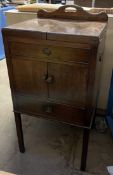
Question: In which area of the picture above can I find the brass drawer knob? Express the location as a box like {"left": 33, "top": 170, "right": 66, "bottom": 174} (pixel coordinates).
{"left": 42, "top": 48, "right": 51, "bottom": 56}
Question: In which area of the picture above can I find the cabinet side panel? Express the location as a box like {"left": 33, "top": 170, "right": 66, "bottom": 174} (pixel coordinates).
{"left": 2, "top": 33, "right": 18, "bottom": 109}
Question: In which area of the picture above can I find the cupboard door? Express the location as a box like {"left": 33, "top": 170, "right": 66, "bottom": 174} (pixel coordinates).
{"left": 12, "top": 59, "right": 48, "bottom": 99}
{"left": 48, "top": 63, "right": 88, "bottom": 107}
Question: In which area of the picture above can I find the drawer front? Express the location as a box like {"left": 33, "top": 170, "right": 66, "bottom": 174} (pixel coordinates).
{"left": 10, "top": 42, "right": 90, "bottom": 63}
{"left": 15, "top": 95, "right": 89, "bottom": 127}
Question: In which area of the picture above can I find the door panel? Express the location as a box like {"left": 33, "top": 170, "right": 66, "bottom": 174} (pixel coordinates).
{"left": 48, "top": 63, "right": 88, "bottom": 107}
{"left": 12, "top": 59, "right": 47, "bottom": 99}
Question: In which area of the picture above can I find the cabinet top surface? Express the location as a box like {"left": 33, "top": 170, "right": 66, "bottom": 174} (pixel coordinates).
{"left": 4, "top": 18, "right": 106, "bottom": 38}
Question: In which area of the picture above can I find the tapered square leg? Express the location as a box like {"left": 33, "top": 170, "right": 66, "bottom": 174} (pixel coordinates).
{"left": 14, "top": 112, "right": 25, "bottom": 153}
{"left": 80, "top": 128, "right": 90, "bottom": 171}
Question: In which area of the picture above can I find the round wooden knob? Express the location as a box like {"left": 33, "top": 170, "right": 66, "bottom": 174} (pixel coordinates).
{"left": 46, "top": 76, "right": 54, "bottom": 84}
{"left": 42, "top": 48, "right": 51, "bottom": 56}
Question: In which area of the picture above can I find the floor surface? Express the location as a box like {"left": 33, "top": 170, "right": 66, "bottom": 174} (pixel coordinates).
{"left": 0, "top": 59, "right": 113, "bottom": 175}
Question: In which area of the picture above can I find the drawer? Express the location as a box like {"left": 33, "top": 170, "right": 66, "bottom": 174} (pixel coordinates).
{"left": 10, "top": 42, "right": 90, "bottom": 63}
{"left": 15, "top": 95, "right": 89, "bottom": 127}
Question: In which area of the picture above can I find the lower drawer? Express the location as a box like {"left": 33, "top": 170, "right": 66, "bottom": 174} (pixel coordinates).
{"left": 14, "top": 95, "right": 90, "bottom": 127}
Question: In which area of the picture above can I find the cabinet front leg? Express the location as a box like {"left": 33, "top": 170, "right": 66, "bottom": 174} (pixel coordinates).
{"left": 14, "top": 112, "right": 25, "bottom": 153}
{"left": 80, "top": 128, "right": 90, "bottom": 171}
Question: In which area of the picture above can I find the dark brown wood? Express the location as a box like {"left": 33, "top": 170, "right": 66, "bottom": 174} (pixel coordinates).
{"left": 37, "top": 5, "right": 108, "bottom": 22}
{"left": 2, "top": 9, "right": 107, "bottom": 171}
{"left": 12, "top": 59, "right": 48, "bottom": 99}
{"left": 48, "top": 63, "right": 88, "bottom": 107}
{"left": 10, "top": 42, "right": 90, "bottom": 63}
{"left": 80, "top": 128, "right": 90, "bottom": 171}
{"left": 14, "top": 112, "right": 25, "bottom": 153}
{"left": 2, "top": 17, "right": 107, "bottom": 44}
{"left": 14, "top": 95, "right": 87, "bottom": 127}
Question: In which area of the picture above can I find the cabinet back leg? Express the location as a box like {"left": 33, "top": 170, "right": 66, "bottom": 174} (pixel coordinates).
{"left": 80, "top": 128, "right": 90, "bottom": 171}
{"left": 14, "top": 112, "right": 25, "bottom": 153}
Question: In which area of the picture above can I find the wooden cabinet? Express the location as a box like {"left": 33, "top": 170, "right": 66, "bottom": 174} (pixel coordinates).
{"left": 11, "top": 44, "right": 89, "bottom": 126}
{"left": 2, "top": 5, "right": 108, "bottom": 171}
